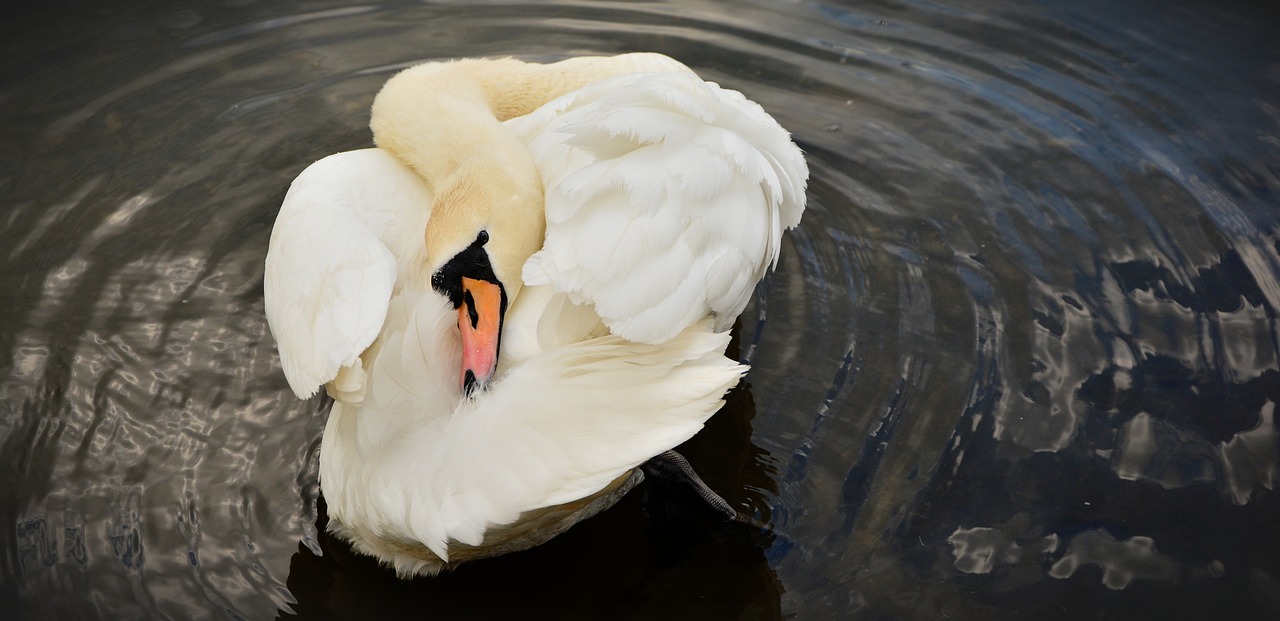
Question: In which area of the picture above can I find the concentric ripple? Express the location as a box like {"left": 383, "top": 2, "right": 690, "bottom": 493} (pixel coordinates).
{"left": 2, "top": 0, "right": 1277, "bottom": 619}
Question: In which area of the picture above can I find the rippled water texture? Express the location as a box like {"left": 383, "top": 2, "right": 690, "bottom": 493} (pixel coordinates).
{"left": 3, "top": 0, "right": 1279, "bottom": 618}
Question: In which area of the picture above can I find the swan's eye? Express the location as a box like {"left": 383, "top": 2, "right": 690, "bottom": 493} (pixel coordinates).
{"left": 477, "top": 230, "right": 489, "bottom": 245}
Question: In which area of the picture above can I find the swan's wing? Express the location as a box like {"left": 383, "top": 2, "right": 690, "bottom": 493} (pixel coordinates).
{"left": 264, "top": 148, "right": 432, "bottom": 398}
{"left": 512, "top": 72, "right": 808, "bottom": 344}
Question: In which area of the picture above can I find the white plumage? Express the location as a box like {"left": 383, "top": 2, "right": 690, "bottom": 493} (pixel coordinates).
{"left": 264, "top": 53, "right": 807, "bottom": 576}
{"left": 520, "top": 72, "right": 807, "bottom": 343}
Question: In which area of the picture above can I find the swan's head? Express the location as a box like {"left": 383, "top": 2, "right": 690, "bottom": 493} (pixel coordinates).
{"left": 425, "top": 161, "right": 544, "bottom": 397}
{"left": 371, "top": 60, "right": 547, "bottom": 397}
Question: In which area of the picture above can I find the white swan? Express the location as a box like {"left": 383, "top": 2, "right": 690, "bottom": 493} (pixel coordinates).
{"left": 264, "top": 53, "right": 807, "bottom": 576}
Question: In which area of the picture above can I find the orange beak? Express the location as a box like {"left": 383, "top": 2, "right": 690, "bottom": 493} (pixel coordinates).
{"left": 458, "top": 276, "right": 503, "bottom": 396}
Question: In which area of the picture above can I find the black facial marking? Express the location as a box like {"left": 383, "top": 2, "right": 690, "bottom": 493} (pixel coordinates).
{"left": 463, "top": 370, "right": 478, "bottom": 397}
{"left": 432, "top": 230, "right": 499, "bottom": 309}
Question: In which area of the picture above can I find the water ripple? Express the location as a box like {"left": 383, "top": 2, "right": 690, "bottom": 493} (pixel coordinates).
{"left": 2, "top": 0, "right": 1278, "bottom": 619}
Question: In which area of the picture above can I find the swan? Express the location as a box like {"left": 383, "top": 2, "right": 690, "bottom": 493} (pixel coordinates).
{"left": 264, "top": 53, "right": 807, "bottom": 576}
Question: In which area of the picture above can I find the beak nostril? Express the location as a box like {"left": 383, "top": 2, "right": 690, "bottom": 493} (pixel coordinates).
{"left": 463, "top": 289, "right": 480, "bottom": 329}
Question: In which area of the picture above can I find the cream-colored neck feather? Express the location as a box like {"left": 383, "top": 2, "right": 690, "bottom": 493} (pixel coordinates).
{"left": 369, "top": 53, "right": 692, "bottom": 296}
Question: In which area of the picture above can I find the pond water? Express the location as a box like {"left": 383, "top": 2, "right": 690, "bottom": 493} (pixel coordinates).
{"left": 3, "top": 0, "right": 1279, "bottom": 618}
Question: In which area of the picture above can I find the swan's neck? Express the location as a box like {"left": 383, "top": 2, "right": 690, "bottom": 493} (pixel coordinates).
{"left": 368, "top": 54, "right": 693, "bottom": 289}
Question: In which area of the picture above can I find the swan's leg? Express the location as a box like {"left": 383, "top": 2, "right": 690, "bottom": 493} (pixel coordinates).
{"left": 640, "top": 450, "right": 767, "bottom": 529}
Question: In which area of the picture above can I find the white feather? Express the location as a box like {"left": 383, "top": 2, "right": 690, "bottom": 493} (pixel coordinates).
{"left": 264, "top": 149, "right": 431, "bottom": 398}
{"left": 515, "top": 72, "right": 808, "bottom": 343}
{"left": 320, "top": 291, "right": 741, "bottom": 564}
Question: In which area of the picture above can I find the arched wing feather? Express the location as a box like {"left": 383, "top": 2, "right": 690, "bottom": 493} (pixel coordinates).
{"left": 515, "top": 72, "right": 808, "bottom": 344}
{"left": 264, "top": 149, "right": 432, "bottom": 398}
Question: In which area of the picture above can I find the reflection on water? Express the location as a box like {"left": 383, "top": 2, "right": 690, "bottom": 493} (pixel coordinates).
{"left": 2, "top": 0, "right": 1279, "bottom": 618}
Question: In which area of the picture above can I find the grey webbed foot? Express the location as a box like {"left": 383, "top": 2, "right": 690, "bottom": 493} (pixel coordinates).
{"left": 640, "top": 450, "right": 769, "bottom": 530}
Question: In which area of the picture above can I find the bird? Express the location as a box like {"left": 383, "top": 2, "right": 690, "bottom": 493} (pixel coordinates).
{"left": 264, "top": 52, "right": 807, "bottom": 577}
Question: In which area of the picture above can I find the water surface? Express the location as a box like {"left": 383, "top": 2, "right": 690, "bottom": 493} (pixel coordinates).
{"left": 3, "top": 0, "right": 1279, "bottom": 618}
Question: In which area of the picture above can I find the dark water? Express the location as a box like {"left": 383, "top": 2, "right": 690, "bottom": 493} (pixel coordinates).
{"left": 3, "top": 0, "right": 1279, "bottom": 618}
